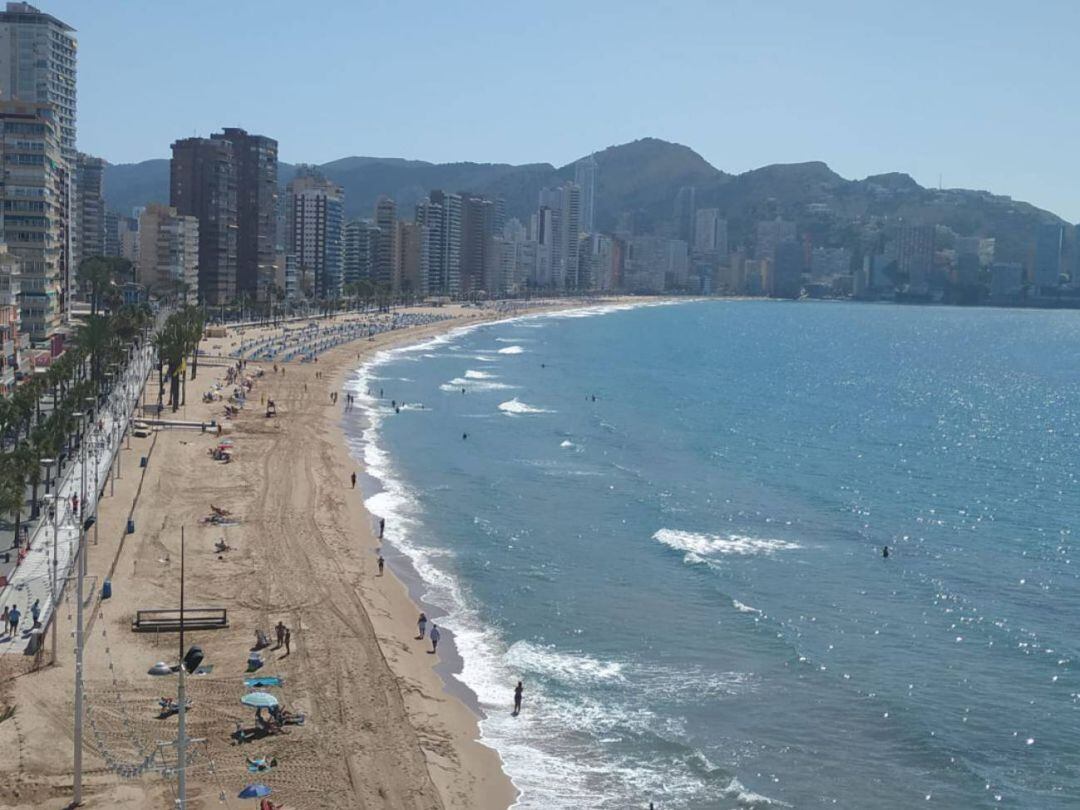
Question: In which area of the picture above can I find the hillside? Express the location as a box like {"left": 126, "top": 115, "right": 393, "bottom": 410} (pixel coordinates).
{"left": 102, "top": 138, "right": 1072, "bottom": 264}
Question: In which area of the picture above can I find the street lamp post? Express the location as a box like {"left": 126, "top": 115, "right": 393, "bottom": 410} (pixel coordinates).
{"left": 39, "top": 486, "right": 58, "bottom": 666}
{"left": 41, "top": 457, "right": 54, "bottom": 498}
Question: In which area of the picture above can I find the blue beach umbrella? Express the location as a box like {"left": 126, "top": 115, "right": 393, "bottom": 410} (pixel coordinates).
{"left": 238, "top": 783, "right": 271, "bottom": 799}
{"left": 240, "top": 691, "right": 279, "bottom": 709}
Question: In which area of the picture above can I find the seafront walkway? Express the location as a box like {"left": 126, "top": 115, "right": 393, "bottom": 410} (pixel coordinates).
{"left": 0, "top": 342, "right": 155, "bottom": 655}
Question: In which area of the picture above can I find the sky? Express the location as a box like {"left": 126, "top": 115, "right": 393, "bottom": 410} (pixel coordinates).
{"left": 48, "top": 0, "right": 1080, "bottom": 220}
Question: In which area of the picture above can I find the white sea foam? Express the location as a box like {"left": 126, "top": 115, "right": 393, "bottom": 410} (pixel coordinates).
{"left": 498, "top": 398, "right": 553, "bottom": 415}
{"left": 653, "top": 529, "right": 801, "bottom": 559}
{"left": 497, "top": 337, "right": 529, "bottom": 342}
{"left": 441, "top": 377, "right": 516, "bottom": 392}
{"left": 733, "top": 599, "right": 761, "bottom": 614}
{"left": 497, "top": 345, "right": 525, "bottom": 354}
{"left": 504, "top": 641, "right": 625, "bottom": 685}
{"left": 560, "top": 440, "right": 575, "bottom": 448}
{"left": 724, "top": 778, "right": 792, "bottom": 808}
{"left": 343, "top": 298, "right": 719, "bottom": 809}
{"left": 465, "top": 369, "right": 496, "bottom": 379}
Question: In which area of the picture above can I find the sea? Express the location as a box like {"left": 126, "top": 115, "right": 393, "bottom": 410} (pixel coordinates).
{"left": 344, "top": 300, "right": 1080, "bottom": 809}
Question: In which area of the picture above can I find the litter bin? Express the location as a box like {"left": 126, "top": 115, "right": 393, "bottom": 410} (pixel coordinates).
{"left": 126, "top": 518, "right": 135, "bottom": 534}
{"left": 26, "top": 628, "right": 42, "bottom": 656}
{"left": 102, "top": 579, "right": 112, "bottom": 599}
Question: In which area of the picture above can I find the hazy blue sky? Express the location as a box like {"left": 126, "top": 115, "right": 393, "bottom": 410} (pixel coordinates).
{"left": 50, "top": 0, "right": 1079, "bottom": 220}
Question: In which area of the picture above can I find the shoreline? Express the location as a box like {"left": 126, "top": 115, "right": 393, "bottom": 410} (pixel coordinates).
{"left": 0, "top": 298, "right": 657, "bottom": 810}
{"left": 339, "top": 296, "right": 686, "bottom": 807}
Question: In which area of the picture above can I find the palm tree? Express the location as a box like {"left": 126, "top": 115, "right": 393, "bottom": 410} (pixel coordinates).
{"left": 0, "top": 469, "right": 25, "bottom": 546}
{"left": 181, "top": 305, "right": 205, "bottom": 381}
{"left": 78, "top": 256, "right": 113, "bottom": 316}
{"left": 76, "top": 314, "right": 115, "bottom": 388}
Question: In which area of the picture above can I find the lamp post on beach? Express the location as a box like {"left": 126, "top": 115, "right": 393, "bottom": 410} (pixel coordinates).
{"left": 176, "top": 525, "right": 189, "bottom": 808}
{"left": 39, "top": 488, "right": 57, "bottom": 665}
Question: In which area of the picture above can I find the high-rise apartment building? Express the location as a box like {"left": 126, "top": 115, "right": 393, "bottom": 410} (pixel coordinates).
{"left": 285, "top": 167, "right": 344, "bottom": 299}
{"left": 574, "top": 155, "right": 598, "bottom": 234}
{"left": 170, "top": 136, "right": 237, "bottom": 304}
{"left": 416, "top": 190, "right": 461, "bottom": 296}
{"left": 771, "top": 239, "right": 804, "bottom": 298}
{"left": 693, "top": 209, "right": 727, "bottom": 256}
{"left": 0, "top": 4, "right": 75, "bottom": 335}
{"left": 756, "top": 219, "right": 797, "bottom": 262}
{"left": 537, "top": 183, "right": 582, "bottom": 289}
{"left": 674, "top": 186, "right": 696, "bottom": 245}
{"left": 170, "top": 128, "right": 277, "bottom": 304}
{"left": 1033, "top": 222, "right": 1063, "bottom": 292}
{"left": 116, "top": 213, "right": 139, "bottom": 264}
{"left": 398, "top": 220, "right": 427, "bottom": 297}
{"left": 216, "top": 128, "right": 277, "bottom": 301}
{"left": 136, "top": 203, "right": 199, "bottom": 303}
{"left": 460, "top": 193, "right": 496, "bottom": 295}
{"left": 343, "top": 219, "right": 378, "bottom": 286}
{"left": 74, "top": 151, "right": 105, "bottom": 269}
{"left": 373, "top": 196, "right": 398, "bottom": 289}
{"left": 0, "top": 101, "right": 62, "bottom": 340}
{"left": 103, "top": 210, "right": 119, "bottom": 257}
{"left": 0, "top": 3, "right": 76, "bottom": 163}
{"left": 897, "top": 224, "right": 935, "bottom": 292}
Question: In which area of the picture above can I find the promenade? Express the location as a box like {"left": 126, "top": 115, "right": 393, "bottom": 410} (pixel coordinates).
{"left": 0, "top": 342, "right": 155, "bottom": 655}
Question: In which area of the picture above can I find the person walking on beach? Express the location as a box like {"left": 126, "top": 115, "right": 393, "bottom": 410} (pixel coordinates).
{"left": 513, "top": 681, "right": 523, "bottom": 716}
{"left": 1, "top": 606, "right": 8, "bottom": 636}
{"left": 30, "top": 599, "right": 39, "bottom": 628}
{"left": 8, "top": 605, "right": 20, "bottom": 636}
{"left": 283, "top": 628, "right": 291, "bottom": 656}
{"left": 275, "top": 620, "right": 286, "bottom": 649}
{"left": 351, "top": 471, "right": 357, "bottom": 489}
{"left": 377, "top": 555, "right": 385, "bottom": 575}
{"left": 417, "top": 612, "right": 427, "bottom": 640}
{"left": 379, "top": 517, "right": 385, "bottom": 538}
{"left": 429, "top": 624, "right": 441, "bottom": 654}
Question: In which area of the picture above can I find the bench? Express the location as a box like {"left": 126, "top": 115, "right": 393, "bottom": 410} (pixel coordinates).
{"left": 132, "top": 607, "right": 229, "bottom": 633}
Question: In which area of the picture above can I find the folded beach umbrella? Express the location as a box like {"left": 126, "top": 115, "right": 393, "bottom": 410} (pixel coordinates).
{"left": 240, "top": 691, "right": 279, "bottom": 709}
{"left": 238, "top": 783, "right": 271, "bottom": 799}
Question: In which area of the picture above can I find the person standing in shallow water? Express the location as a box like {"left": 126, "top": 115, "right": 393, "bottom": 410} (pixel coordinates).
{"left": 379, "top": 517, "right": 385, "bottom": 538}
{"left": 513, "top": 681, "right": 523, "bottom": 716}
{"left": 883, "top": 545, "right": 889, "bottom": 558}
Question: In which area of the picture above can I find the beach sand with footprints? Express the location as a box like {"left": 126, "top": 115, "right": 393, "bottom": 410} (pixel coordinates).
{"left": 0, "top": 302, "right": 603, "bottom": 809}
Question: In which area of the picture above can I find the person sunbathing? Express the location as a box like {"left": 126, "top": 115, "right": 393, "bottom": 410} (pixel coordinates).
{"left": 246, "top": 755, "right": 278, "bottom": 772}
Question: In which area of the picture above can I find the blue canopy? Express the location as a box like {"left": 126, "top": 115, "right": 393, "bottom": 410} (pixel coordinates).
{"left": 238, "top": 783, "right": 272, "bottom": 799}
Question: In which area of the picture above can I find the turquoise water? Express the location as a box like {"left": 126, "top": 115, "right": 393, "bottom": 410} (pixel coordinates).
{"left": 347, "top": 301, "right": 1080, "bottom": 808}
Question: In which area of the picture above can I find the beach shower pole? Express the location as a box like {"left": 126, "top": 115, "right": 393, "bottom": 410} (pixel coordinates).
{"left": 177, "top": 526, "right": 187, "bottom": 808}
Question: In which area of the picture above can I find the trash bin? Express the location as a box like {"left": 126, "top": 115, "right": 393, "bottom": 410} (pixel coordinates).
{"left": 26, "top": 628, "right": 42, "bottom": 656}
{"left": 102, "top": 579, "right": 112, "bottom": 599}
{"left": 126, "top": 518, "right": 135, "bottom": 534}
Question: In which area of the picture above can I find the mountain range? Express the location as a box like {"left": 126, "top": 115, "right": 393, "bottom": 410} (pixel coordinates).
{"left": 102, "top": 138, "right": 1071, "bottom": 266}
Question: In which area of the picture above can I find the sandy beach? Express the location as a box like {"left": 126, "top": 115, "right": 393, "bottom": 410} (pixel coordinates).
{"left": 0, "top": 301, "right": 607, "bottom": 809}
